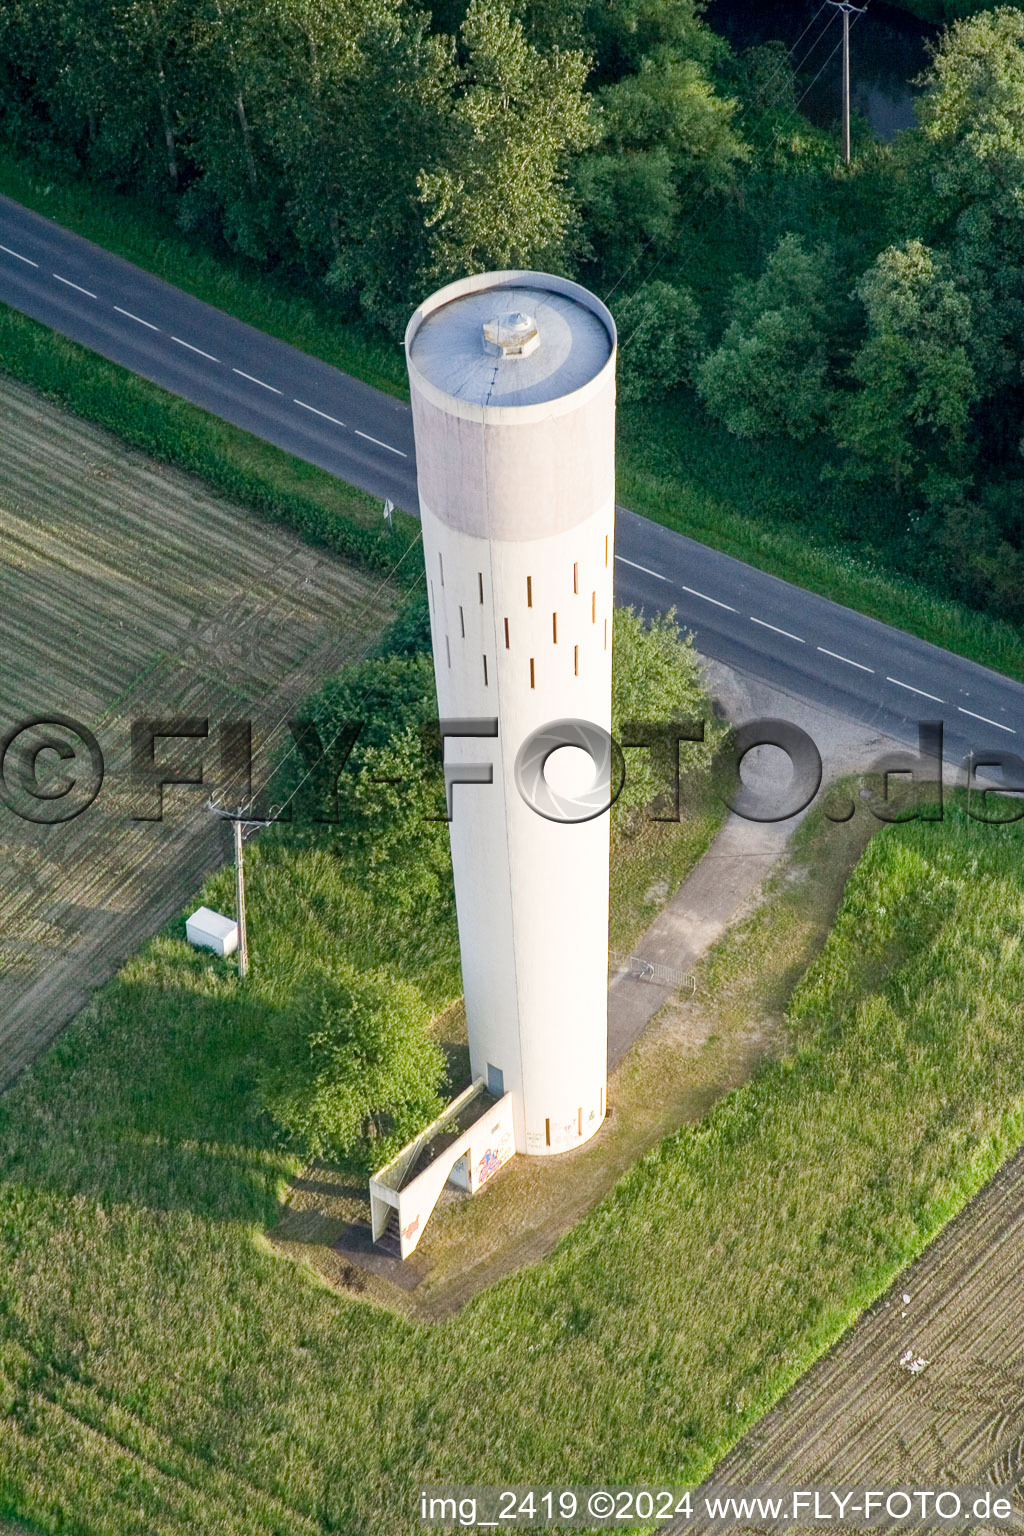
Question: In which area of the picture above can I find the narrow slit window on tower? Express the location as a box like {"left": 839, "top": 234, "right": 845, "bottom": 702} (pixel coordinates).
{"left": 573, "top": 561, "right": 579, "bottom": 594}
{"left": 459, "top": 605, "right": 465, "bottom": 638}
{"left": 526, "top": 575, "right": 533, "bottom": 607}
{"left": 478, "top": 571, "right": 484, "bottom": 604}
{"left": 530, "top": 657, "right": 536, "bottom": 689}
{"left": 483, "top": 655, "right": 488, "bottom": 686}
{"left": 552, "top": 612, "right": 558, "bottom": 644}
{"left": 545, "top": 1118, "right": 551, "bottom": 1147}
{"left": 600, "top": 1087, "right": 604, "bottom": 1117}
{"left": 574, "top": 645, "right": 579, "bottom": 677}
{"left": 445, "top": 636, "right": 451, "bottom": 668}
{"left": 592, "top": 590, "right": 596, "bottom": 623}
{"left": 604, "top": 534, "right": 609, "bottom": 568}
{"left": 504, "top": 617, "right": 510, "bottom": 649}
{"left": 439, "top": 551, "right": 444, "bottom": 586}
{"left": 578, "top": 1107, "right": 583, "bottom": 1136}
{"left": 429, "top": 580, "right": 434, "bottom": 612}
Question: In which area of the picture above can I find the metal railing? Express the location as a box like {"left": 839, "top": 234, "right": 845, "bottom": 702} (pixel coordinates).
{"left": 609, "top": 951, "right": 697, "bottom": 995}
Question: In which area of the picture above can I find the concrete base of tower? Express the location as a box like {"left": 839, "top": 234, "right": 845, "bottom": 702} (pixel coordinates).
{"left": 522, "top": 1083, "right": 606, "bottom": 1155}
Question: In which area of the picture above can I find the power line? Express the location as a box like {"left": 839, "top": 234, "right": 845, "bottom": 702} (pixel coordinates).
{"left": 617, "top": 5, "right": 868, "bottom": 351}
{"left": 602, "top": 0, "right": 836, "bottom": 310}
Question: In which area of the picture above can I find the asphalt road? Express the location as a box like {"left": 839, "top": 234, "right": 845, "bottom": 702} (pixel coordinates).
{"left": 4, "top": 191, "right": 1024, "bottom": 774}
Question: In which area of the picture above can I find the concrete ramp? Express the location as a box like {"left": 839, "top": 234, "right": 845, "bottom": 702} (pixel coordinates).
{"left": 369, "top": 1081, "right": 515, "bottom": 1258}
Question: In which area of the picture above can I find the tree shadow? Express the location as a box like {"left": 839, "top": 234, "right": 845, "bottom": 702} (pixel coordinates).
{"left": 0, "top": 976, "right": 294, "bottom": 1227}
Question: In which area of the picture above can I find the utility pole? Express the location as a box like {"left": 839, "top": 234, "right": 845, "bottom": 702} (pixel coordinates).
{"left": 828, "top": 0, "right": 867, "bottom": 166}
{"left": 208, "top": 799, "right": 270, "bottom": 979}
{"left": 233, "top": 817, "right": 249, "bottom": 979}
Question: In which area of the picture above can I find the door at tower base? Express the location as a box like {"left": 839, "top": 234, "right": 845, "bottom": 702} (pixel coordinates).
{"left": 405, "top": 270, "right": 617, "bottom": 1160}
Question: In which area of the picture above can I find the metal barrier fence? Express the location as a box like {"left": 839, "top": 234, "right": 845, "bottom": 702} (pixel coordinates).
{"left": 609, "top": 952, "right": 696, "bottom": 994}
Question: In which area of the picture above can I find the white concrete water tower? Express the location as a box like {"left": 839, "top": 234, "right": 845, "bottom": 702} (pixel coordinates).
{"left": 405, "top": 271, "right": 616, "bottom": 1156}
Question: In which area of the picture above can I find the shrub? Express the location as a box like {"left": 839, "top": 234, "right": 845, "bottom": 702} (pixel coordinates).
{"left": 258, "top": 959, "right": 446, "bottom": 1172}
{"left": 613, "top": 279, "right": 705, "bottom": 403}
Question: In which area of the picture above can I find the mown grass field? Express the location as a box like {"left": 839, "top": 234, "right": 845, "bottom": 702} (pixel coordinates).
{"left": 3, "top": 793, "right": 1024, "bottom": 1534}
{"left": 0, "top": 374, "right": 397, "bottom": 1087}
{"left": 4, "top": 149, "right": 1023, "bottom": 684}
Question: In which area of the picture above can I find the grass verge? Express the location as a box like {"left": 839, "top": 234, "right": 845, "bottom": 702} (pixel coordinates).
{"left": 617, "top": 406, "right": 1024, "bottom": 685}
{"left": 4, "top": 147, "right": 1023, "bottom": 682}
{"left": 3, "top": 789, "right": 1024, "bottom": 1532}
{"left": 609, "top": 788, "right": 724, "bottom": 957}
{"left": 0, "top": 148, "right": 407, "bottom": 397}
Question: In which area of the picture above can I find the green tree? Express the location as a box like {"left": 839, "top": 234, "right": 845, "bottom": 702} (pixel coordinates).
{"left": 583, "top": 0, "right": 728, "bottom": 85}
{"left": 836, "top": 239, "right": 976, "bottom": 498}
{"left": 259, "top": 960, "right": 446, "bottom": 1169}
{"left": 612, "top": 607, "right": 714, "bottom": 815}
{"left": 574, "top": 0, "right": 745, "bottom": 279}
{"left": 417, "top": 0, "right": 593, "bottom": 278}
{"left": 280, "top": 654, "right": 453, "bottom": 911}
{"left": 914, "top": 8, "right": 1024, "bottom": 400}
{"left": 695, "top": 233, "right": 837, "bottom": 440}
{"left": 612, "top": 279, "right": 704, "bottom": 402}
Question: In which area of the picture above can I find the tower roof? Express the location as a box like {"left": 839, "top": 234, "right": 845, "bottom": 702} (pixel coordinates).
{"left": 407, "top": 273, "right": 614, "bottom": 411}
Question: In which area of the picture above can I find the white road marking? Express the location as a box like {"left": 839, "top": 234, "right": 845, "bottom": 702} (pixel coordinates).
{"left": 680, "top": 583, "right": 737, "bottom": 612}
{"left": 52, "top": 273, "right": 96, "bottom": 298}
{"left": 0, "top": 244, "right": 38, "bottom": 267}
{"left": 233, "top": 367, "right": 281, "bottom": 394}
{"left": 294, "top": 398, "right": 345, "bottom": 427}
{"left": 886, "top": 676, "right": 944, "bottom": 703}
{"left": 751, "top": 616, "right": 805, "bottom": 643}
{"left": 355, "top": 429, "right": 407, "bottom": 456}
{"left": 114, "top": 306, "right": 160, "bottom": 331}
{"left": 958, "top": 706, "right": 1016, "bottom": 734}
{"left": 818, "top": 646, "right": 874, "bottom": 673}
{"left": 173, "top": 336, "right": 219, "bottom": 362}
{"left": 616, "top": 555, "right": 668, "bottom": 582}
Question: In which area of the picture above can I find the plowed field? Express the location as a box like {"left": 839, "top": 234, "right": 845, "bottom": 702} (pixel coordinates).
{"left": 0, "top": 377, "right": 394, "bottom": 1087}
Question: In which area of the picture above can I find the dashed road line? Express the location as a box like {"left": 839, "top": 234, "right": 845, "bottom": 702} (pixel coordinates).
{"left": 818, "top": 646, "right": 874, "bottom": 673}
{"left": 294, "top": 399, "right": 346, "bottom": 427}
{"left": 958, "top": 707, "right": 1015, "bottom": 734}
{"left": 114, "top": 306, "right": 160, "bottom": 330}
{"left": 52, "top": 273, "right": 96, "bottom": 298}
{"left": 0, "top": 244, "right": 38, "bottom": 267}
{"left": 751, "top": 616, "right": 804, "bottom": 642}
{"left": 680, "top": 584, "right": 737, "bottom": 612}
{"left": 232, "top": 367, "right": 281, "bottom": 394}
{"left": 355, "top": 429, "right": 407, "bottom": 456}
{"left": 886, "top": 676, "right": 944, "bottom": 703}
{"left": 173, "top": 336, "right": 219, "bottom": 363}
{"left": 616, "top": 556, "right": 669, "bottom": 582}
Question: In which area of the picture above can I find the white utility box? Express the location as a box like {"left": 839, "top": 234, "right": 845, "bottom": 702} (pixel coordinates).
{"left": 185, "top": 906, "right": 239, "bottom": 957}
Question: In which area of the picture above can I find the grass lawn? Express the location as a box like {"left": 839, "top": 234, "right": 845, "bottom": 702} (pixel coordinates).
{"left": 3, "top": 148, "right": 1024, "bottom": 683}
{"left": 3, "top": 792, "right": 1024, "bottom": 1533}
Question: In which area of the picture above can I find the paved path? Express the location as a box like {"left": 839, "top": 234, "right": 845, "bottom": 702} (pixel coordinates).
{"left": 609, "top": 813, "right": 791, "bottom": 1067}
{"left": 609, "top": 662, "right": 913, "bottom": 1068}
